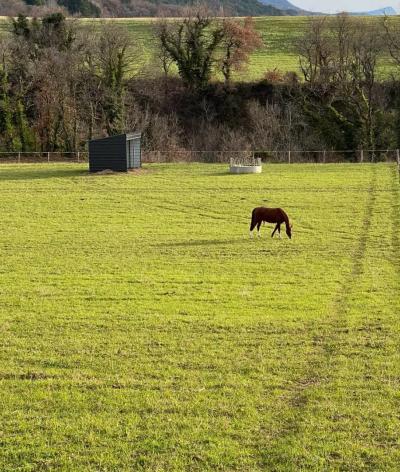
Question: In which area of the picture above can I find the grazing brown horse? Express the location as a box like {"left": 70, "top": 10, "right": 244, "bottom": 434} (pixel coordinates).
{"left": 250, "top": 207, "right": 292, "bottom": 239}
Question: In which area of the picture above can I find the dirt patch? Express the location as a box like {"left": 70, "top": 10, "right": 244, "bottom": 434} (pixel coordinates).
{"left": 94, "top": 169, "right": 116, "bottom": 175}
{"left": 128, "top": 167, "right": 151, "bottom": 175}
{"left": 88, "top": 167, "right": 151, "bottom": 176}
{"left": 0, "top": 371, "right": 57, "bottom": 381}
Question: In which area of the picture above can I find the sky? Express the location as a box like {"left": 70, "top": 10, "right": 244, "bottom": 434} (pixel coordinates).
{"left": 293, "top": 0, "right": 399, "bottom": 12}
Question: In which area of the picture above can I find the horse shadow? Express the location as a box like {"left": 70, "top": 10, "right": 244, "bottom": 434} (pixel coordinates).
{"left": 154, "top": 237, "right": 278, "bottom": 248}
{"left": 155, "top": 238, "right": 240, "bottom": 247}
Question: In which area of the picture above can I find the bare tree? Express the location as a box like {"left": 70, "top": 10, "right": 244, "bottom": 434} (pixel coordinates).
{"left": 348, "top": 20, "right": 383, "bottom": 151}
{"left": 219, "top": 17, "right": 263, "bottom": 85}
{"left": 0, "top": 0, "right": 29, "bottom": 16}
{"left": 297, "top": 14, "right": 385, "bottom": 151}
{"left": 298, "top": 17, "right": 335, "bottom": 88}
{"left": 383, "top": 15, "right": 400, "bottom": 66}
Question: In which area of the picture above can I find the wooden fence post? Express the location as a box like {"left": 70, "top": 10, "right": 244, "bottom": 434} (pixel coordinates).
{"left": 288, "top": 150, "right": 291, "bottom": 164}
{"left": 77, "top": 151, "right": 80, "bottom": 162}
{"left": 360, "top": 149, "right": 364, "bottom": 163}
{"left": 18, "top": 152, "right": 21, "bottom": 164}
{"left": 323, "top": 150, "right": 326, "bottom": 164}
{"left": 47, "top": 152, "right": 50, "bottom": 163}
{"left": 396, "top": 149, "right": 400, "bottom": 170}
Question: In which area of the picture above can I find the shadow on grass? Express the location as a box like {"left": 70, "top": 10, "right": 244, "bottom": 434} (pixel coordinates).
{"left": 0, "top": 166, "right": 88, "bottom": 181}
{"left": 206, "top": 171, "right": 232, "bottom": 176}
{"left": 206, "top": 171, "right": 265, "bottom": 177}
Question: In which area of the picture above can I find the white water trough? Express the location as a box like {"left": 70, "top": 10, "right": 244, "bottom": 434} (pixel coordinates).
{"left": 229, "top": 157, "right": 262, "bottom": 174}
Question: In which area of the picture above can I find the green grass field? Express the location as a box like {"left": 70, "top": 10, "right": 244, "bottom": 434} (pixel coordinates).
{"left": 0, "top": 162, "right": 399, "bottom": 470}
{"left": 1, "top": 15, "right": 398, "bottom": 80}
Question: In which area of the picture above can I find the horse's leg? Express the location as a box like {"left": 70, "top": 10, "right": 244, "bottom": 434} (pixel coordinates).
{"left": 250, "top": 216, "right": 257, "bottom": 238}
{"left": 277, "top": 223, "right": 282, "bottom": 239}
{"left": 271, "top": 223, "right": 279, "bottom": 238}
{"left": 257, "top": 222, "right": 262, "bottom": 238}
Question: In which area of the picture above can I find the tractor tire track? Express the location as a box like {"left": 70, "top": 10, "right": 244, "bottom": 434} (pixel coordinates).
{"left": 257, "top": 165, "right": 378, "bottom": 467}
{"left": 391, "top": 165, "right": 400, "bottom": 279}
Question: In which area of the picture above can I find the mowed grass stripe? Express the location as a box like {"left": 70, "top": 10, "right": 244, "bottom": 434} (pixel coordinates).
{"left": 0, "top": 163, "right": 398, "bottom": 470}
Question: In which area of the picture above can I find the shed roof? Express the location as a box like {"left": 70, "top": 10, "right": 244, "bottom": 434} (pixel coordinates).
{"left": 89, "top": 132, "right": 141, "bottom": 143}
{"left": 126, "top": 132, "right": 141, "bottom": 140}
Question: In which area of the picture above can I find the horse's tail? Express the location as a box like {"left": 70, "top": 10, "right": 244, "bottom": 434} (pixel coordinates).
{"left": 282, "top": 210, "right": 292, "bottom": 239}
{"left": 250, "top": 208, "right": 257, "bottom": 231}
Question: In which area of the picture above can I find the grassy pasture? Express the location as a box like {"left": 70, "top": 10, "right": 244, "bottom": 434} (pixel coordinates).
{"left": 0, "top": 15, "right": 398, "bottom": 79}
{"left": 0, "top": 162, "right": 399, "bottom": 470}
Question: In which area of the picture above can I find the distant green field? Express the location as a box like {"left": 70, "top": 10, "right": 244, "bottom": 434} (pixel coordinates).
{"left": 0, "top": 162, "right": 399, "bottom": 470}
{"left": 0, "top": 15, "right": 398, "bottom": 81}
{"left": 102, "top": 16, "right": 310, "bottom": 78}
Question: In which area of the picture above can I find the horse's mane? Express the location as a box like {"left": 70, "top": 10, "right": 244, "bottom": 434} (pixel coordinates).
{"left": 281, "top": 209, "right": 290, "bottom": 228}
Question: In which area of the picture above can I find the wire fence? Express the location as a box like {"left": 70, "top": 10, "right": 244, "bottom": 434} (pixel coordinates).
{"left": 143, "top": 149, "right": 400, "bottom": 164}
{"left": 0, "top": 151, "right": 87, "bottom": 163}
{"left": 0, "top": 149, "right": 400, "bottom": 165}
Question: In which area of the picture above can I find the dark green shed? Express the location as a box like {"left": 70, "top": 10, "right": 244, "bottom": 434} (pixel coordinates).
{"left": 88, "top": 132, "right": 141, "bottom": 173}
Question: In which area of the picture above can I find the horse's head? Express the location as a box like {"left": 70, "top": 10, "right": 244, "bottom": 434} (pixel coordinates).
{"left": 286, "top": 223, "right": 292, "bottom": 239}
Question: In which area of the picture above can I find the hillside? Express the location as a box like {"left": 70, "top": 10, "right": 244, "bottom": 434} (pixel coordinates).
{"left": 260, "top": 0, "right": 300, "bottom": 10}
{"left": 1, "top": 0, "right": 296, "bottom": 17}
{"left": 0, "top": 15, "right": 397, "bottom": 79}
{"left": 259, "top": 0, "right": 309, "bottom": 14}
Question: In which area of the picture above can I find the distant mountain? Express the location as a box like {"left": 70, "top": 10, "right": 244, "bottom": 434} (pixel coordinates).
{"left": 258, "top": 0, "right": 300, "bottom": 12}
{"left": 2, "top": 0, "right": 300, "bottom": 17}
{"left": 260, "top": 0, "right": 397, "bottom": 16}
{"left": 348, "top": 6, "right": 397, "bottom": 15}
{"left": 8, "top": 0, "right": 101, "bottom": 16}
{"left": 258, "top": 0, "right": 318, "bottom": 15}
{"left": 3, "top": 0, "right": 396, "bottom": 17}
